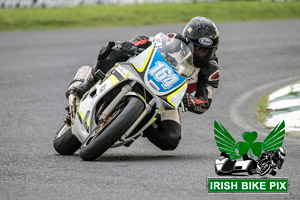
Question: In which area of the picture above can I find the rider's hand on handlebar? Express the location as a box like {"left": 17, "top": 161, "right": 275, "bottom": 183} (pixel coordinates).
{"left": 120, "top": 36, "right": 151, "bottom": 56}
{"left": 121, "top": 41, "right": 137, "bottom": 57}
{"left": 182, "top": 93, "right": 209, "bottom": 114}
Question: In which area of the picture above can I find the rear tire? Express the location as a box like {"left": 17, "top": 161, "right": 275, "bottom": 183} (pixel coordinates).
{"left": 53, "top": 124, "right": 81, "bottom": 155}
{"left": 79, "top": 97, "right": 144, "bottom": 161}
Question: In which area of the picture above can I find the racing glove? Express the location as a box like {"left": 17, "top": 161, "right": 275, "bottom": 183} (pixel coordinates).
{"left": 120, "top": 36, "right": 151, "bottom": 56}
{"left": 132, "top": 36, "right": 151, "bottom": 49}
{"left": 120, "top": 41, "right": 138, "bottom": 57}
{"left": 182, "top": 93, "right": 209, "bottom": 114}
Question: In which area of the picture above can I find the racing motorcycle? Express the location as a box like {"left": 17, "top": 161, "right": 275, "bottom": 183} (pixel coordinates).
{"left": 53, "top": 33, "right": 195, "bottom": 161}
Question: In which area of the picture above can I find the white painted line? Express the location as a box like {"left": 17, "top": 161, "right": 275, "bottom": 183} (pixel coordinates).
{"left": 269, "top": 82, "right": 300, "bottom": 101}
{"left": 268, "top": 99, "right": 300, "bottom": 110}
{"left": 265, "top": 110, "right": 300, "bottom": 131}
{"left": 230, "top": 76, "right": 300, "bottom": 140}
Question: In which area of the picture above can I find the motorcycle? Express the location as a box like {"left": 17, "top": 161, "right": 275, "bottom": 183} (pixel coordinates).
{"left": 257, "top": 151, "right": 284, "bottom": 176}
{"left": 53, "top": 33, "right": 195, "bottom": 161}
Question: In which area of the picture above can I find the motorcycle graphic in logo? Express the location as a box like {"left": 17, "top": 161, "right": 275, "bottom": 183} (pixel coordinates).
{"left": 214, "top": 121, "right": 286, "bottom": 176}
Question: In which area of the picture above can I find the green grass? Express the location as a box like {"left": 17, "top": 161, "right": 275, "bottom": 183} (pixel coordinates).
{"left": 257, "top": 93, "right": 270, "bottom": 124}
{"left": 288, "top": 91, "right": 300, "bottom": 96}
{"left": 1, "top": 2, "right": 300, "bottom": 32}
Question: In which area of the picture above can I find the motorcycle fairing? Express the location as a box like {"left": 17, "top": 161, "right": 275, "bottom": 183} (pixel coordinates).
{"left": 73, "top": 69, "right": 129, "bottom": 142}
{"left": 145, "top": 48, "right": 186, "bottom": 96}
{"left": 166, "top": 81, "right": 187, "bottom": 108}
{"left": 131, "top": 44, "right": 155, "bottom": 74}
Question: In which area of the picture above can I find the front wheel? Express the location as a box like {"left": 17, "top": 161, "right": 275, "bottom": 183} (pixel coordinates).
{"left": 79, "top": 96, "right": 145, "bottom": 161}
{"left": 53, "top": 124, "right": 81, "bottom": 155}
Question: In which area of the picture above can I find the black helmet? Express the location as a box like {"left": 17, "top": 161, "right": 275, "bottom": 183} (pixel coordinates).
{"left": 182, "top": 16, "right": 219, "bottom": 65}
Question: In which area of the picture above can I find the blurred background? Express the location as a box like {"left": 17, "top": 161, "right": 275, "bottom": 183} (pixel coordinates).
{"left": 0, "top": 0, "right": 299, "bottom": 8}
{"left": 0, "top": 0, "right": 299, "bottom": 32}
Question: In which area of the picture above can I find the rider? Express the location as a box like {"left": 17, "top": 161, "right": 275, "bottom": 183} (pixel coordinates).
{"left": 66, "top": 16, "right": 220, "bottom": 151}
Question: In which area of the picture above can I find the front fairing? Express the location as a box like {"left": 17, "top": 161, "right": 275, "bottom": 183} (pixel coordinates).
{"left": 129, "top": 33, "right": 195, "bottom": 108}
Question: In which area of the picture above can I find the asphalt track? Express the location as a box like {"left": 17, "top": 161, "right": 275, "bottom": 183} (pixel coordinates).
{"left": 1, "top": 20, "right": 300, "bottom": 200}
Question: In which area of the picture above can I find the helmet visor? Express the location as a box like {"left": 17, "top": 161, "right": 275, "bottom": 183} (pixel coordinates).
{"left": 194, "top": 45, "right": 210, "bottom": 58}
{"left": 188, "top": 42, "right": 215, "bottom": 64}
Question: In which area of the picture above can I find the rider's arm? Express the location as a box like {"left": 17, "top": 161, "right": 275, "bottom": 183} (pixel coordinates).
{"left": 93, "top": 36, "right": 152, "bottom": 75}
{"left": 185, "top": 58, "right": 220, "bottom": 114}
{"left": 66, "top": 36, "right": 151, "bottom": 99}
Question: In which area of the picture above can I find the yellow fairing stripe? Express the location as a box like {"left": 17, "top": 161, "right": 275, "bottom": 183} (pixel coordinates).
{"left": 78, "top": 109, "right": 90, "bottom": 127}
{"left": 132, "top": 44, "right": 155, "bottom": 72}
{"left": 125, "top": 72, "right": 130, "bottom": 78}
{"left": 78, "top": 109, "right": 85, "bottom": 120}
{"left": 167, "top": 81, "right": 187, "bottom": 108}
{"left": 108, "top": 74, "right": 119, "bottom": 85}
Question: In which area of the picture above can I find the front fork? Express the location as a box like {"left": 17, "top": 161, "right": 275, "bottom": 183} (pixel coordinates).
{"left": 120, "top": 98, "right": 155, "bottom": 141}
{"left": 97, "top": 80, "right": 156, "bottom": 143}
{"left": 98, "top": 81, "right": 136, "bottom": 123}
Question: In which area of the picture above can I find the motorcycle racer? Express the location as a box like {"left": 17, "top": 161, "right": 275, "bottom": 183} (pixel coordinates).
{"left": 66, "top": 16, "right": 220, "bottom": 151}
{"left": 256, "top": 147, "right": 287, "bottom": 176}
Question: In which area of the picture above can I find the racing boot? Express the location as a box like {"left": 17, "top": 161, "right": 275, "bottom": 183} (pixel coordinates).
{"left": 66, "top": 76, "right": 97, "bottom": 99}
{"left": 66, "top": 66, "right": 106, "bottom": 99}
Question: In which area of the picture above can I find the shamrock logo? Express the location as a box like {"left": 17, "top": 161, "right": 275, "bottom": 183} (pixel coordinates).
{"left": 236, "top": 131, "right": 263, "bottom": 158}
{"left": 214, "top": 121, "right": 285, "bottom": 160}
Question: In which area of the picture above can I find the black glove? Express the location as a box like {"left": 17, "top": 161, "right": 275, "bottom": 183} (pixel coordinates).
{"left": 132, "top": 36, "right": 151, "bottom": 49}
{"left": 121, "top": 41, "right": 137, "bottom": 57}
{"left": 182, "top": 93, "right": 209, "bottom": 114}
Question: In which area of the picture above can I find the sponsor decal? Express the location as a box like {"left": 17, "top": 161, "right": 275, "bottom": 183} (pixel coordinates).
{"left": 146, "top": 49, "right": 186, "bottom": 95}
{"left": 199, "top": 37, "right": 213, "bottom": 46}
{"left": 149, "top": 61, "right": 179, "bottom": 90}
{"left": 99, "top": 83, "right": 107, "bottom": 93}
{"left": 208, "top": 121, "right": 288, "bottom": 194}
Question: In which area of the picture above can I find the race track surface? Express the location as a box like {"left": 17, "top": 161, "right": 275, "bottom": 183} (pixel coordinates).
{"left": 1, "top": 20, "right": 300, "bottom": 200}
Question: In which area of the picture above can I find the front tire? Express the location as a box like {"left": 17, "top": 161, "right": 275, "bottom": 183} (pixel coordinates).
{"left": 79, "top": 97, "right": 144, "bottom": 161}
{"left": 53, "top": 124, "right": 81, "bottom": 155}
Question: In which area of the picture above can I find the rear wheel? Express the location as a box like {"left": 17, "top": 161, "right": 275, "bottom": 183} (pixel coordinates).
{"left": 79, "top": 96, "right": 144, "bottom": 161}
{"left": 53, "top": 124, "right": 81, "bottom": 155}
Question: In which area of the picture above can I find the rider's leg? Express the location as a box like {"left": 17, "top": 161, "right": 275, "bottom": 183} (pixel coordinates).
{"left": 143, "top": 109, "right": 181, "bottom": 150}
{"left": 66, "top": 50, "right": 128, "bottom": 99}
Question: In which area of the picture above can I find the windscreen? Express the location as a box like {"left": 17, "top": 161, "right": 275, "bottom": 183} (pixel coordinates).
{"left": 154, "top": 33, "right": 195, "bottom": 78}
